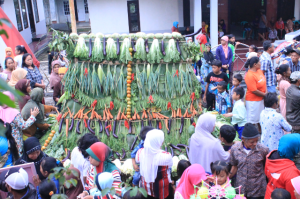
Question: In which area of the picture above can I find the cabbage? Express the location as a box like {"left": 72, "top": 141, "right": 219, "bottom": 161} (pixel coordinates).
{"left": 136, "top": 32, "right": 146, "bottom": 38}
{"left": 79, "top": 33, "right": 89, "bottom": 39}
{"left": 63, "top": 159, "right": 71, "bottom": 168}
{"left": 163, "top": 39, "right": 180, "bottom": 63}
{"left": 111, "top": 33, "right": 120, "bottom": 39}
{"left": 129, "top": 33, "right": 136, "bottom": 38}
{"left": 134, "top": 37, "right": 146, "bottom": 61}
{"left": 120, "top": 159, "right": 134, "bottom": 176}
{"left": 121, "top": 34, "right": 129, "bottom": 39}
{"left": 146, "top": 33, "right": 155, "bottom": 39}
{"left": 163, "top": 33, "right": 172, "bottom": 39}
{"left": 155, "top": 33, "right": 164, "bottom": 39}
{"left": 172, "top": 156, "right": 179, "bottom": 173}
{"left": 89, "top": 33, "right": 96, "bottom": 39}
{"left": 172, "top": 32, "right": 182, "bottom": 39}
{"left": 70, "top": 33, "right": 78, "bottom": 40}
{"left": 147, "top": 39, "right": 163, "bottom": 64}
{"left": 112, "top": 159, "right": 122, "bottom": 170}
{"left": 74, "top": 37, "right": 89, "bottom": 60}
{"left": 119, "top": 38, "right": 132, "bottom": 63}
{"left": 106, "top": 38, "right": 118, "bottom": 60}
{"left": 178, "top": 154, "right": 188, "bottom": 161}
{"left": 96, "top": 33, "right": 104, "bottom": 38}
{"left": 91, "top": 37, "right": 104, "bottom": 62}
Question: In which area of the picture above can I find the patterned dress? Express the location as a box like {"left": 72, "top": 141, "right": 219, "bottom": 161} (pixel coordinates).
{"left": 10, "top": 113, "right": 36, "bottom": 155}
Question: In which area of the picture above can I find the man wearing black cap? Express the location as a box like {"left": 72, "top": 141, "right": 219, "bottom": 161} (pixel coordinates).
{"left": 288, "top": 49, "right": 300, "bottom": 72}
{"left": 229, "top": 123, "right": 269, "bottom": 199}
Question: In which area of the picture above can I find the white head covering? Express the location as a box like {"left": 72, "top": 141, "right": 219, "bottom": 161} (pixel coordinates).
{"left": 140, "top": 129, "right": 172, "bottom": 183}
{"left": 247, "top": 52, "right": 258, "bottom": 60}
{"left": 188, "top": 113, "right": 230, "bottom": 173}
{"left": 5, "top": 168, "right": 28, "bottom": 190}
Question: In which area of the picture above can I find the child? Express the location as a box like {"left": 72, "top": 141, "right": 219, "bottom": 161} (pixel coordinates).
{"left": 269, "top": 25, "right": 278, "bottom": 41}
{"left": 131, "top": 126, "right": 154, "bottom": 186}
{"left": 204, "top": 60, "right": 229, "bottom": 111}
{"left": 230, "top": 74, "right": 243, "bottom": 106}
{"left": 257, "top": 50, "right": 263, "bottom": 57}
{"left": 223, "top": 87, "right": 247, "bottom": 139}
{"left": 38, "top": 180, "right": 57, "bottom": 199}
{"left": 215, "top": 81, "right": 231, "bottom": 114}
{"left": 210, "top": 161, "right": 231, "bottom": 188}
{"left": 176, "top": 160, "right": 191, "bottom": 187}
{"left": 219, "top": 125, "right": 236, "bottom": 151}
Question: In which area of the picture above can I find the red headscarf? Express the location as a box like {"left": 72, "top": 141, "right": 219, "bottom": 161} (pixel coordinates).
{"left": 176, "top": 164, "right": 207, "bottom": 199}
{"left": 196, "top": 34, "right": 208, "bottom": 53}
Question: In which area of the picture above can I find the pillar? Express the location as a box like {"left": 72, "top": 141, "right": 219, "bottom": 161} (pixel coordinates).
{"left": 69, "top": 0, "right": 77, "bottom": 33}
{"left": 295, "top": 0, "right": 300, "bottom": 20}
{"left": 210, "top": 0, "right": 218, "bottom": 47}
{"left": 194, "top": 0, "right": 202, "bottom": 43}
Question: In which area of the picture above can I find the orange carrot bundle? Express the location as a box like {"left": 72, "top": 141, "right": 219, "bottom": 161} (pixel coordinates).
{"left": 183, "top": 109, "right": 189, "bottom": 118}
{"left": 116, "top": 107, "right": 122, "bottom": 120}
{"left": 164, "top": 119, "right": 169, "bottom": 131}
{"left": 103, "top": 110, "right": 106, "bottom": 120}
{"left": 121, "top": 108, "right": 127, "bottom": 120}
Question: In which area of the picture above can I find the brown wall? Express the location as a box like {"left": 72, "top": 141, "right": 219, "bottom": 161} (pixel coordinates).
{"left": 218, "top": 0, "right": 229, "bottom": 33}
{"left": 266, "top": 0, "right": 278, "bottom": 26}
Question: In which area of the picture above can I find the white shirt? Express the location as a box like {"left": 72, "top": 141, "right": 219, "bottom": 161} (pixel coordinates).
{"left": 14, "top": 55, "right": 23, "bottom": 68}
{"left": 71, "top": 147, "right": 90, "bottom": 188}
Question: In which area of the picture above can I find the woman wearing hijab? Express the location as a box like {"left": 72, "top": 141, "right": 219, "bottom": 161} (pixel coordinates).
{"left": 265, "top": 134, "right": 300, "bottom": 199}
{"left": 200, "top": 43, "right": 214, "bottom": 88}
{"left": 0, "top": 119, "right": 20, "bottom": 168}
{"left": 189, "top": 113, "right": 230, "bottom": 173}
{"left": 21, "top": 88, "right": 54, "bottom": 138}
{"left": 53, "top": 67, "right": 67, "bottom": 111}
{"left": 8, "top": 68, "right": 27, "bottom": 87}
{"left": 196, "top": 34, "right": 208, "bottom": 53}
{"left": 84, "top": 142, "right": 122, "bottom": 197}
{"left": 15, "top": 137, "right": 48, "bottom": 180}
{"left": 49, "top": 60, "right": 61, "bottom": 90}
{"left": 15, "top": 79, "right": 32, "bottom": 112}
{"left": 64, "top": 166, "right": 84, "bottom": 199}
{"left": 79, "top": 172, "right": 114, "bottom": 199}
{"left": 172, "top": 21, "right": 179, "bottom": 32}
{"left": 0, "top": 91, "right": 39, "bottom": 156}
{"left": 175, "top": 164, "right": 208, "bottom": 199}
{"left": 2, "top": 47, "right": 15, "bottom": 70}
{"left": 3, "top": 58, "right": 15, "bottom": 81}
{"left": 135, "top": 129, "right": 173, "bottom": 199}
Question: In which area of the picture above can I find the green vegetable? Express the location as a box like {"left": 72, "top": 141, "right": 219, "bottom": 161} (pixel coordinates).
{"left": 98, "top": 64, "right": 105, "bottom": 84}
{"left": 74, "top": 37, "right": 89, "bottom": 60}
{"left": 164, "top": 39, "right": 181, "bottom": 63}
{"left": 119, "top": 38, "right": 132, "bottom": 63}
{"left": 91, "top": 37, "right": 104, "bottom": 62}
{"left": 106, "top": 38, "right": 118, "bottom": 60}
{"left": 91, "top": 64, "right": 101, "bottom": 96}
{"left": 70, "top": 33, "right": 78, "bottom": 40}
{"left": 147, "top": 39, "right": 163, "bottom": 64}
{"left": 134, "top": 38, "right": 147, "bottom": 61}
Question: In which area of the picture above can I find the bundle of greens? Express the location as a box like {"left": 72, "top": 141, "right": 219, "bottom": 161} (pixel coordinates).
{"left": 134, "top": 37, "right": 147, "bottom": 61}
{"left": 119, "top": 38, "right": 132, "bottom": 63}
{"left": 183, "top": 42, "right": 202, "bottom": 61}
{"left": 74, "top": 36, "right": 89, "bottom": 60}
{"left": 106, "top": 38, "right": 118, "bottom": 60}
{"left": 91, "top": 37, "right": 104, "bottom": 62}
{"left": 97, "top": 64, "right": 105, "bottom": 85}
{"left": 147, "top": 39, "right": 163, "bottom": 64}
{"left": 164, "top": 39, "right": 181, "bottom": 63}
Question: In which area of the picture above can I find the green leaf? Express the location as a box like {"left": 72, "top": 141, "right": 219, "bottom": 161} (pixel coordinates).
{"left": 70, "top": 169, "right": 79, "bottom": 178}
{"left": 0, "top": 18, "right": 12, "bottom": 28}
{"left": 58, "top": 176, "right": 66, "bottom": 185}
{"left": 110, "top": 187, "right": 116, "bottom": 196}
{"left": 0, "top": 30, "right": 8, "bottom": 38}
{"left": 0, "top": 78, "right": 23, "bottom": 99}
{"left": 0, "top": 93, "right": 15, "bottom": 107}
{"left": 69, "top": 178, "right": 77, "bottom": 187}
{"left": 101, "top": 188, "right": 110, "bottom": 196}
{"left": 139, "top": 188, "right": 148, "bottom": 198}
{"left": 64, "top": 180, "right": 71, "bottom": 189}
{"left": 130, "top": 187, "right": 138, "bottom": 197}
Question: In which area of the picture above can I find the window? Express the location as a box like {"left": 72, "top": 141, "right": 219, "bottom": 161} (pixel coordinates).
{"left": 127, "top": 1, "right": 140, "bottom": 33}
{"left": 32, "top": 0, "right": 39, "bottom": 23}
{"left": 63, "top": 1, "right": 70, "bottom": 15}
{"left": 20, "top": 0, "right": 28, "bottom": 29}
{"left": 13, "top": 0, "right": 23, "bottom": 31}
{"left": 84, "top": 0, "right": 89, "bottom": 14}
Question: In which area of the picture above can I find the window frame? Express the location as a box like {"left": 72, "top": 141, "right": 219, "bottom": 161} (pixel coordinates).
{"left": 13, "top": 0, "right": 23, "bottom": 31}
{"left": 32, "top": 0, "right": 39, "bottom": 23}
{"left": 19, "top": 0, "right": 29, "bottom": 29}
{"left": 84, "top": 0, "right": 89, "bottom": 14}
{"left": 63, "top": 1, "right": 70, "bottom": 15}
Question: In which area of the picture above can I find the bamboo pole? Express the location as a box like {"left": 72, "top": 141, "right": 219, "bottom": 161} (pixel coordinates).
{"left": 69, "top": 0, "right": 77, "bottom": 33}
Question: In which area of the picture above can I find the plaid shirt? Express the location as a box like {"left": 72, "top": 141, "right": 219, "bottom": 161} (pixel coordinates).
{"left": 288, "top": 60, "right": 300, "bottom": 72}
{"left": 260, "top": 51, "right": 276, "bottom": 87}
{"left": 24, "top": 67, "right": 43, "bottom": 87}
{"left": 215, "top": 91, "right": 231, "bottom": 114}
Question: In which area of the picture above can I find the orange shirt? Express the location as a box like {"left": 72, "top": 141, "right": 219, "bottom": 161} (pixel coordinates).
{"left": 245, "top": 69, "right": 266, "bottom": 101}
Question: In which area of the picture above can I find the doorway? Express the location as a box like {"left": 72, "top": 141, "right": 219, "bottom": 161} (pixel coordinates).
{"left": 74, "top": 0, "right": 79, "bottom": 21}
{"left": 26, "top": 0, "right": 36, "bottom": 34}
{"left": 277, "top": 0, "right": 295, "bottom": 21}
{"left": 183, "top": 0, "right": 190, "bottom": 27}
{"left": 127, "top": 0, "right": 141, "bottom": 33}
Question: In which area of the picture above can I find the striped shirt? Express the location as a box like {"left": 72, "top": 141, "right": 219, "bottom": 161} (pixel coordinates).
{"left": 84, "top": 166, "right": 122, "bottom": 198}
{"left": 288, "top": 60, "right": 300, "bottom": 72}
{"left": 260, "top": 51, "right": 276, "bottom": 87}
{"left": 136, "top": 148, "right": 172, "bottom": 199}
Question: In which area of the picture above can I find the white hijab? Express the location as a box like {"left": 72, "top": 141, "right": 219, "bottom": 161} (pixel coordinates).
{"left": 189, "top": 113, "right": 230, "bottom": 173}
{"left": 140, "top": 129, "right": 173, "bottom": 183}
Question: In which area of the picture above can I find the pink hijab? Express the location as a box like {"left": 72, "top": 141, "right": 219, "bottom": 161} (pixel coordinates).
{"left": 221, "top": 36, "right": 229, "bottom": 59}
{"left": 0, "top": 91, "right": 20, "bottom": 123}
{"left": 50, "top": 60, "right": 61, "bottom": 88}
{"left": 176, "top": 164, "right": 207, "bottom": 199}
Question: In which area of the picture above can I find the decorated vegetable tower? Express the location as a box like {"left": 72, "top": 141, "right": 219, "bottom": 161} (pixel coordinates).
{"left": 42, "top": 30, "right": 203, "bottom": 160}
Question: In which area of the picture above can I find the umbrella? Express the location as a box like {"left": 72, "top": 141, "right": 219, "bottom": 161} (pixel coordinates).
{"left": 294, "top": 42, "right": 300, "bottom": 50}
{"left": 272, "top": 41, "right": 294, "bottom": 59}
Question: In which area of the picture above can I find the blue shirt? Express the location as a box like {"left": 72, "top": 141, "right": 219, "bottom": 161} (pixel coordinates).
{"left": 215, "top": 91, "right": 231, "bottom": 114}
{"left": 131, "top": 140, "right": 144, "bottom": 159}
{"left": 260, "top": 108, "right": 292, "bottom": 151}
{"left": 260, "top": 51, "right": 276, "bottom": 87}
{"left": 216, "top": 45, "right": 233, "bottom": 72}
{"left": 288, "top": 60, "right": 300, "bottom": 72}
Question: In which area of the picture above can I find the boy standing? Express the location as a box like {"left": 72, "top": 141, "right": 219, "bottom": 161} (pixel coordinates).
{"left": 204, "top": 60, "right": 229, "bottom": 111}
{"left": 224, "top": 87, "right": 247, "bottom": 139}
{"left": 215, "top": 81, "right": 231, "bottom": 114}
{"left": 230, "top": 74, "right": 243, "bottom": 106}
{"left": 219, "top": 125, "right": 236, "bottom": 151}
{"left": 131, "top": 126, "right": 154, "bottom": 186}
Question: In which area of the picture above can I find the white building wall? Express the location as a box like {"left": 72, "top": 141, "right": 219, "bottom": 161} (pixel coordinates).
{"left": 190, "top": 0, "right": 194, "bottom": 26}
{"left": 88, "top": 0, "right": 183, "bottom": 34}
{"left": 76, "top": 0, "right": 86, "bottom": 22}
{"left": 35, "top": 0, "right": 47, "bottom": 35}
{"left": 49, "top": 0, "right": 57, "bottom": 22}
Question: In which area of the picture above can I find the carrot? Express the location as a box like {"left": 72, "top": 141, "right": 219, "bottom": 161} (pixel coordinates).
{"left": 136, "top": 112, "right": 141, "bottom": 120}
{"left": 108, "top": 109, "right": 113, "bottom": 120}
{"left": 183, "top": 109, "right": 188, "bottom": 118}
{"left": 164, "top": 119, "right": 169, "bottom": 131}
{"left": 179, "top": 108, "right": 182, "bottom": 117}
{"left": 141, "top": 110, "right": 145, "bottom": 119}
{"left": 177, "top": 108, "right": 180, "bottom": 117}
{"left": 132, "top": 109, "right": 137, "bottom": 120}
{"left": 121, "top": 108, "right": 126, "bottom": 120}
{"left": 55, "top": 109, "right": 60, "bottom": 115}
{"left": 144, "top": 110, "right": 148, "bottom": 119}
{"left": 152, "top": 112, "right": 157, "bottom": 119}
{"left": 65, "top": 119, "right": 69, "bottom": 138}
{"left": 116, "top": 107, "right": 121, "bottom": 120}
{"left": 68, "top": 107, "right": 73, "bottom": 118}
{"left": 103, "top": 110, "right": 106, "bottom": 121}
{"left": 190, "top": 102, "right": 193, "bottom": 113}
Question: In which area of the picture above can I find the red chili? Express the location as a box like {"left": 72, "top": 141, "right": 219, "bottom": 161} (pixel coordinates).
{"left": 71, "top": 94, "right": 75, "bottom": 98}
{"left": 159, "top": 121, "right": 162, "bottom": 129}
{"left": 109, "top": 101, "right": 114, "bottom": 110}
{"left": 84, "top": 68, "right": 88, "bottom": 76}
{"left": 190, "top": 92, "right": 195, "bottom": 101}
{"left": 173, "top": 69, "right": 179, "bottom": 77}
{"left": 105, "top": 124, "right": 112, "bottom": 131}
{"left": 84, "top": 119, "right": 88, "bottom": 127}
{"left": 192, "top": 122, "right": 196, "bottom": 127}
{"left": 167, "top": 102, "right": 172, "bottom": 110}
{"left": 124, "top": 120, "right": 130, "bottom": 129}
{"left": 131, "top": 73, "right": 134, "bottom": 81}
{"left": 148, "top": 95, "right": 154, "bottom": 104}
{"left": 92, "top": 100, "right": 97, "bottom": 108}
{"left": 56, "top": 114, "right": 62, "bottom": 122}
